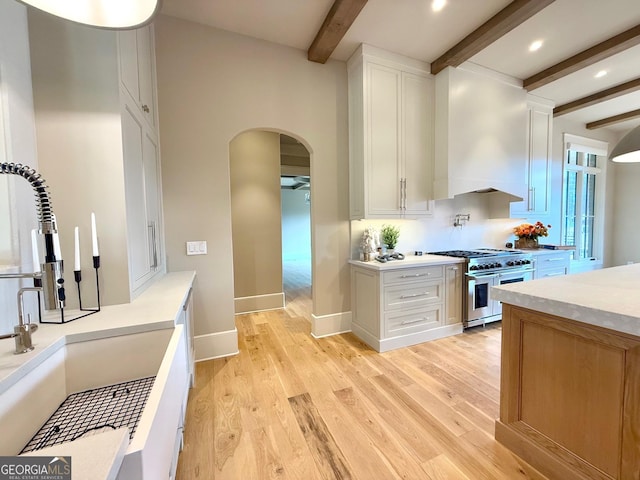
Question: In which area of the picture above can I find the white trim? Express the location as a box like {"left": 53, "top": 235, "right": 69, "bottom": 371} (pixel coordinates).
{"left": 564, "top": 133, "right": 608, "bottom": 156}
{"left": 194, "top": 328, "right": 238, "bottom": 361}
{"left": 311, "top": 311, "right": 352, "bottom": 338}
{"left": 351, "top": 322, "right": 463, "bottom": 353}
{"left": 234, "top": 292, "right": 284, "bottom": 314}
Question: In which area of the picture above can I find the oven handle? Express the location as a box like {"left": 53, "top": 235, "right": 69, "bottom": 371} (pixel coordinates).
{"left": 497, "top": 268, "right": 534, "bottom": 277}
{"left": 465, "top": 272, "right": 498, "bottom": 280}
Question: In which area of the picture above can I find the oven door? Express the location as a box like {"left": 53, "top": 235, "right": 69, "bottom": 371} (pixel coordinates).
{"left": 493, "top": 268, "right": 534, "bottom": 315}
{"left": 466, "top": 272, "right": 498, "bottom": 322}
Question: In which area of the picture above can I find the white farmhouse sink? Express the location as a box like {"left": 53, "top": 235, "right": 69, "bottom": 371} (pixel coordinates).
{"left": 0, "top": 325, "right": 188, "bottom": 480}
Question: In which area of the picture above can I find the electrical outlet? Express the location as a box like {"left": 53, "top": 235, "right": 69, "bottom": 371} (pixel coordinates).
{"left": 186, "top": 241, "right": 207, "bottom": 255}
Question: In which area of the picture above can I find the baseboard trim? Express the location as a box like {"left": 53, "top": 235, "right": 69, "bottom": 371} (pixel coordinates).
{"left": 351, "top": 323, "right": 463, "bottom": 353}
{"left": 311, "top": 311, "right": 352, "bottom": 338}
{"left": 194, "top": 328, "right": 238, "bottom": 361}
{"left": 234, "top": 293, "right": 285, "bottom": 314}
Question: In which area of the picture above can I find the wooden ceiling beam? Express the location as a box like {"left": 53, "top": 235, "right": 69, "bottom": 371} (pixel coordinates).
{"left": 554, "top": 78, "right": 640, "bottom": 117}
{"left": 430, "top": 0, "right": 555, "bottom": 75}
{"left": 308, "top": 0, "right": 368, "bottom": 64}
{"left": 586, "top": 109, "right": 640, "bottom": 130}
{"left": 525, "top": 25, "right": 640, "bottom": 91}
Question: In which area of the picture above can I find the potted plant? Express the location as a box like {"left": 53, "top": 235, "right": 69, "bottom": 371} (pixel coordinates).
{"left": 513, "top": 221, "right": 550, "bottom": 249}
{"left": 380, "top": 224, "right": 400, "bottom": 253}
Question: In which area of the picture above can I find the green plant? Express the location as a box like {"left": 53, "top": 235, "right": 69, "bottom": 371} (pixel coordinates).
{"left": 381, "top": 224, "right": 400, "bottom": 250}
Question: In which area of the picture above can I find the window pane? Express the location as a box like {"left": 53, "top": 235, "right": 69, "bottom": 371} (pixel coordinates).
{"left": 566, "top": 150, "right": 578, "bottom": 165}
{"left": 586, "top": 153, "right": 597, "bottom": 168}
{"left": 562, "top": 170, "right": 578, "bottom": 246}
{"left": 582, "top": 215, "right": 594, "bottom": 259}
{"left": 584, "top": 173, "right": 596, "bottom": 216}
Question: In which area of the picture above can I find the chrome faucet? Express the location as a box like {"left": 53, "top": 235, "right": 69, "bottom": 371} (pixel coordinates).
{"left": 0, "top": 287, "right": 41, "bottom": 354}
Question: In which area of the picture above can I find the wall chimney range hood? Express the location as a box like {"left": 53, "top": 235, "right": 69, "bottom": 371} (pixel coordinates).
{"left": 434, "top": 64, "right": 527, "bottom": 202}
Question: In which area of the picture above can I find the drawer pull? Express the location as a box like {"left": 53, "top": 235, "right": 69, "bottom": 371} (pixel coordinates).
{"left": 544, "top": 272, "right": 565, "bottom": 277}
{"left": 401, "top": 317, "right": 427, "bottom": 325}
{"left": 400, "top": 292, "right": 429, "bottom": 299}
{"left": 400, "top": 273, "right": 430, "bottom": 278}
{"left": 545, "top": 258, "right": 564, "bottom": 262}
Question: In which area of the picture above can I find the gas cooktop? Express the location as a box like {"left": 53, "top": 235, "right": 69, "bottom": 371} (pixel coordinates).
{"left": 428, "top": 249, "right": 524, "bottom": 259}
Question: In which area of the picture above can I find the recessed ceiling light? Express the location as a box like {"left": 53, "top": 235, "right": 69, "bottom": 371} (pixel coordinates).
{"left": 529, "top": 40, "right": 543, "bottom": 52}
{"left": 595, "top": 70, "right": 608, "bottom": 78}
{"left": 432, "top": 0, "right": 447, "bottom": 12}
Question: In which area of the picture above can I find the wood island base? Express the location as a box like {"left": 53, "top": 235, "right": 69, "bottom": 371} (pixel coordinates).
{"left": 496, "top": 304, "right": 640, "bottom": 480}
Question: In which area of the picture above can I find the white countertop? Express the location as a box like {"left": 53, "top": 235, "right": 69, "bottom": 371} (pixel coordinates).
{"left": 21, "top": 427, "right": 129, "bottom": 480}
{"left": 349, "top": 254, "right": 464, "bottom": 271}
{"left": 0, "top": 270, "right": 196, "bottom": 395}
{"left": 492, "top": 264, "right": 640, "bottom": 337}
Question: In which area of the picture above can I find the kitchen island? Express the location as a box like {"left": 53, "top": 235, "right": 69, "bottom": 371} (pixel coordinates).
{"left": 491, "top": 264, "right": 640, "bottom": 480}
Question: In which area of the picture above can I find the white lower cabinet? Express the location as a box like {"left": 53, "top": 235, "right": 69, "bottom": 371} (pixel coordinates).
{"left": 531, "top": 250, "right": 572, "bottom": 279}
{"left": 351, "top": 262, "right": 463, "bottom": 352}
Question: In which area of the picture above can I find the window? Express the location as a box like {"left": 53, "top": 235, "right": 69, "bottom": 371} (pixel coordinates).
{"left": 562, "top": 134, "right": 607, "bottom": 269}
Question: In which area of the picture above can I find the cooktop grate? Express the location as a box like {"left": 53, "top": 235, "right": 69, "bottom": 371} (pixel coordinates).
{"left": 21, "top": 376, "right": 155, "bottom": 453}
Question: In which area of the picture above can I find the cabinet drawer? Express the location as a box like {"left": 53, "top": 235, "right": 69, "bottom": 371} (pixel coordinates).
{"left": 384, "top": 280, "right": 442, "bottom": 311}
{"left": 383, "top": 265, "right": 443, "bottom": 285}
{"left": 384, "top": 306, "right": 442, "bottom": 337}
{"left": 536, "top": 266, "right": 568, "bottom": 278}
{"left": 536, "top": 253, "right": 570, "bottom": 267}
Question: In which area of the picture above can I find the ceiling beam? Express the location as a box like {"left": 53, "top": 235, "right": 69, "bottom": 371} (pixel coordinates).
{"left": 586, "top": 109, "right": 640, "bottom": 130}
{"left": 525, "top": 25, "right": 640, "bottom": 91}
{"left": 308, "top": 0, "right": 368, "bottom": 64}
{"left": 554, "top": 78, "right": 640, "bottom": 117}
{"left": 430, "top": 0, "right": 555, "bottom": 75}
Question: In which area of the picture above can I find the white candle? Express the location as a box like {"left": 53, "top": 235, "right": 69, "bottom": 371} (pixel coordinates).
{"left": 91, "top": 212, "right": 99, "bottom": 256}
{"left": 74, "top": 226, "right": 80, "bottom": 271}
{"left": 31, "top": 229, "right": 41, "bottom": 273}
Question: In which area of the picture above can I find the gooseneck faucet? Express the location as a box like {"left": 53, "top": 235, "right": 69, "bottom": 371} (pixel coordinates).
{"left": 0, "top": 287, "right": 41, "bottom": 354}
{"left": 0, "top": 162, "right": 64, "bottom": 310}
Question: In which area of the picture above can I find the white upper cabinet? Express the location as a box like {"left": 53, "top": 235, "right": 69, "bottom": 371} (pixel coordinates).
{"left": 118, "top": 25, "right": 157, "bottom": 130}
{"left": 511, "top": 96, "right": 553, "bottom": 217}
{"left": 348, "top": 45, "right": 434, "bottom": 219}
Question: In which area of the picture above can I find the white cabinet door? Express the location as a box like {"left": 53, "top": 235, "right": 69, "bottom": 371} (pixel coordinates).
{"left": 122, "top": 101, "right": 163, "bottom": 292}
{"left": 118, "top": 25, "right": 156, "bottom": 130}
{"left": 367, "top": 62, "right": 402, "bottom": 216}
{"left": 402, "top": 71, "right": 433, "bottom": 216}
{"left": 512, "top": 100, "right": 552, "bottom": 216}
{"left": 444, "top": 264, "right": 462, "bottom": 325}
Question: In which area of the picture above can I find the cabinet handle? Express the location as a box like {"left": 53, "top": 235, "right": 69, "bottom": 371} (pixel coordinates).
{"left": 449, "top": 266, "right": 458, "bottom": 271}
{"left": 544, "top": 272, "right": 565, "bottom": 277}
{"left": 148, "top": 221, "right": 158, "bottom": 269}
{"left": 400, "top": 273, "right": 429, "bottom": 278}
{"left": 401, "top": 317, "right": 427, "bottom": 325}
{"left": 545, "top": 258, "right": 564, "bottom": 262}
{"left": 400, "top": 292, "right": 429, "bottom": 299}
{"left": 142, "top": 104, "right": 150, "bottom": 113}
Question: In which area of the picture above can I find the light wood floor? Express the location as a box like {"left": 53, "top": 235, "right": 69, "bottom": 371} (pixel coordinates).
{"left": 176, "top": 271, "right": 545, "bottom": 479}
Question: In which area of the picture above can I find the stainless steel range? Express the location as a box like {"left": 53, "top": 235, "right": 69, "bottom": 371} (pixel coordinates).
{"left": 429, "top": 249, "right": 534, "bottom": 328}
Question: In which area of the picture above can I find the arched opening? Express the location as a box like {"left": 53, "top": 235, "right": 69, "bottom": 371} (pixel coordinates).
{"left": 229, "top": 129, "right": 312, "bottom": 318}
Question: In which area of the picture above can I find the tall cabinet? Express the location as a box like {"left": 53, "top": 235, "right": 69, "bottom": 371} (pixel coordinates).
{"left": 511, "top": 96, "right": 553, "bottom": 217}
{"left": 348, "top": 45, "right": 434, "bottom": 219}
{"left": 118, "top": 26, "right": 165, "bottom": 294}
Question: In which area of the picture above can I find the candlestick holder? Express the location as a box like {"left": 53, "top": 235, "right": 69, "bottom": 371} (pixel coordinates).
{"left": 40, "top": 255, "right": 101, "bottom": 324}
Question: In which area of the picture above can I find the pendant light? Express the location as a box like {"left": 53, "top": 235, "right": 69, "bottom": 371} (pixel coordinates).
{"left": 15, "top": 0, "right": 161, "bottom": 29}
{"left": 610, "top": 124, "right": 640, "bottom": 163}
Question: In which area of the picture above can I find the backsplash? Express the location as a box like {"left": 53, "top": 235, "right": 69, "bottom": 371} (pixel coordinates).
{"left": 350, "top": 192, "right": 549, "bottom": 259}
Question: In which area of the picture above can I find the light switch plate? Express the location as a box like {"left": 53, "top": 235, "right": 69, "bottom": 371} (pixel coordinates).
{"left": 186, "top": 241, "right": 207, "bottom": 255}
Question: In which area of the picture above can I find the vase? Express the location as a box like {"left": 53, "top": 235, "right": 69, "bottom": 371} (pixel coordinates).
{"left": 515, "top": 237, "right": 538, "bottom": 249}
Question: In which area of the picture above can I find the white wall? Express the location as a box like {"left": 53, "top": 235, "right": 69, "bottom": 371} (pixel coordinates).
{"left": 154, "top": 15, "right": 350, "bottom": 358}
{"left": 0, "top": 0, "right": 40, "bottom": 336}
{"left": 611, "top": 162, "right": 640, "bottom": 266}
{"left": 281, "top": 189, "right": 311, "bottom": 261}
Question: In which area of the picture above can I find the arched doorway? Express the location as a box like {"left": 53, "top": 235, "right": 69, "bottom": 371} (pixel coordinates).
{"left": 229, "top": 129, "right": 312, "bottom": 318}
